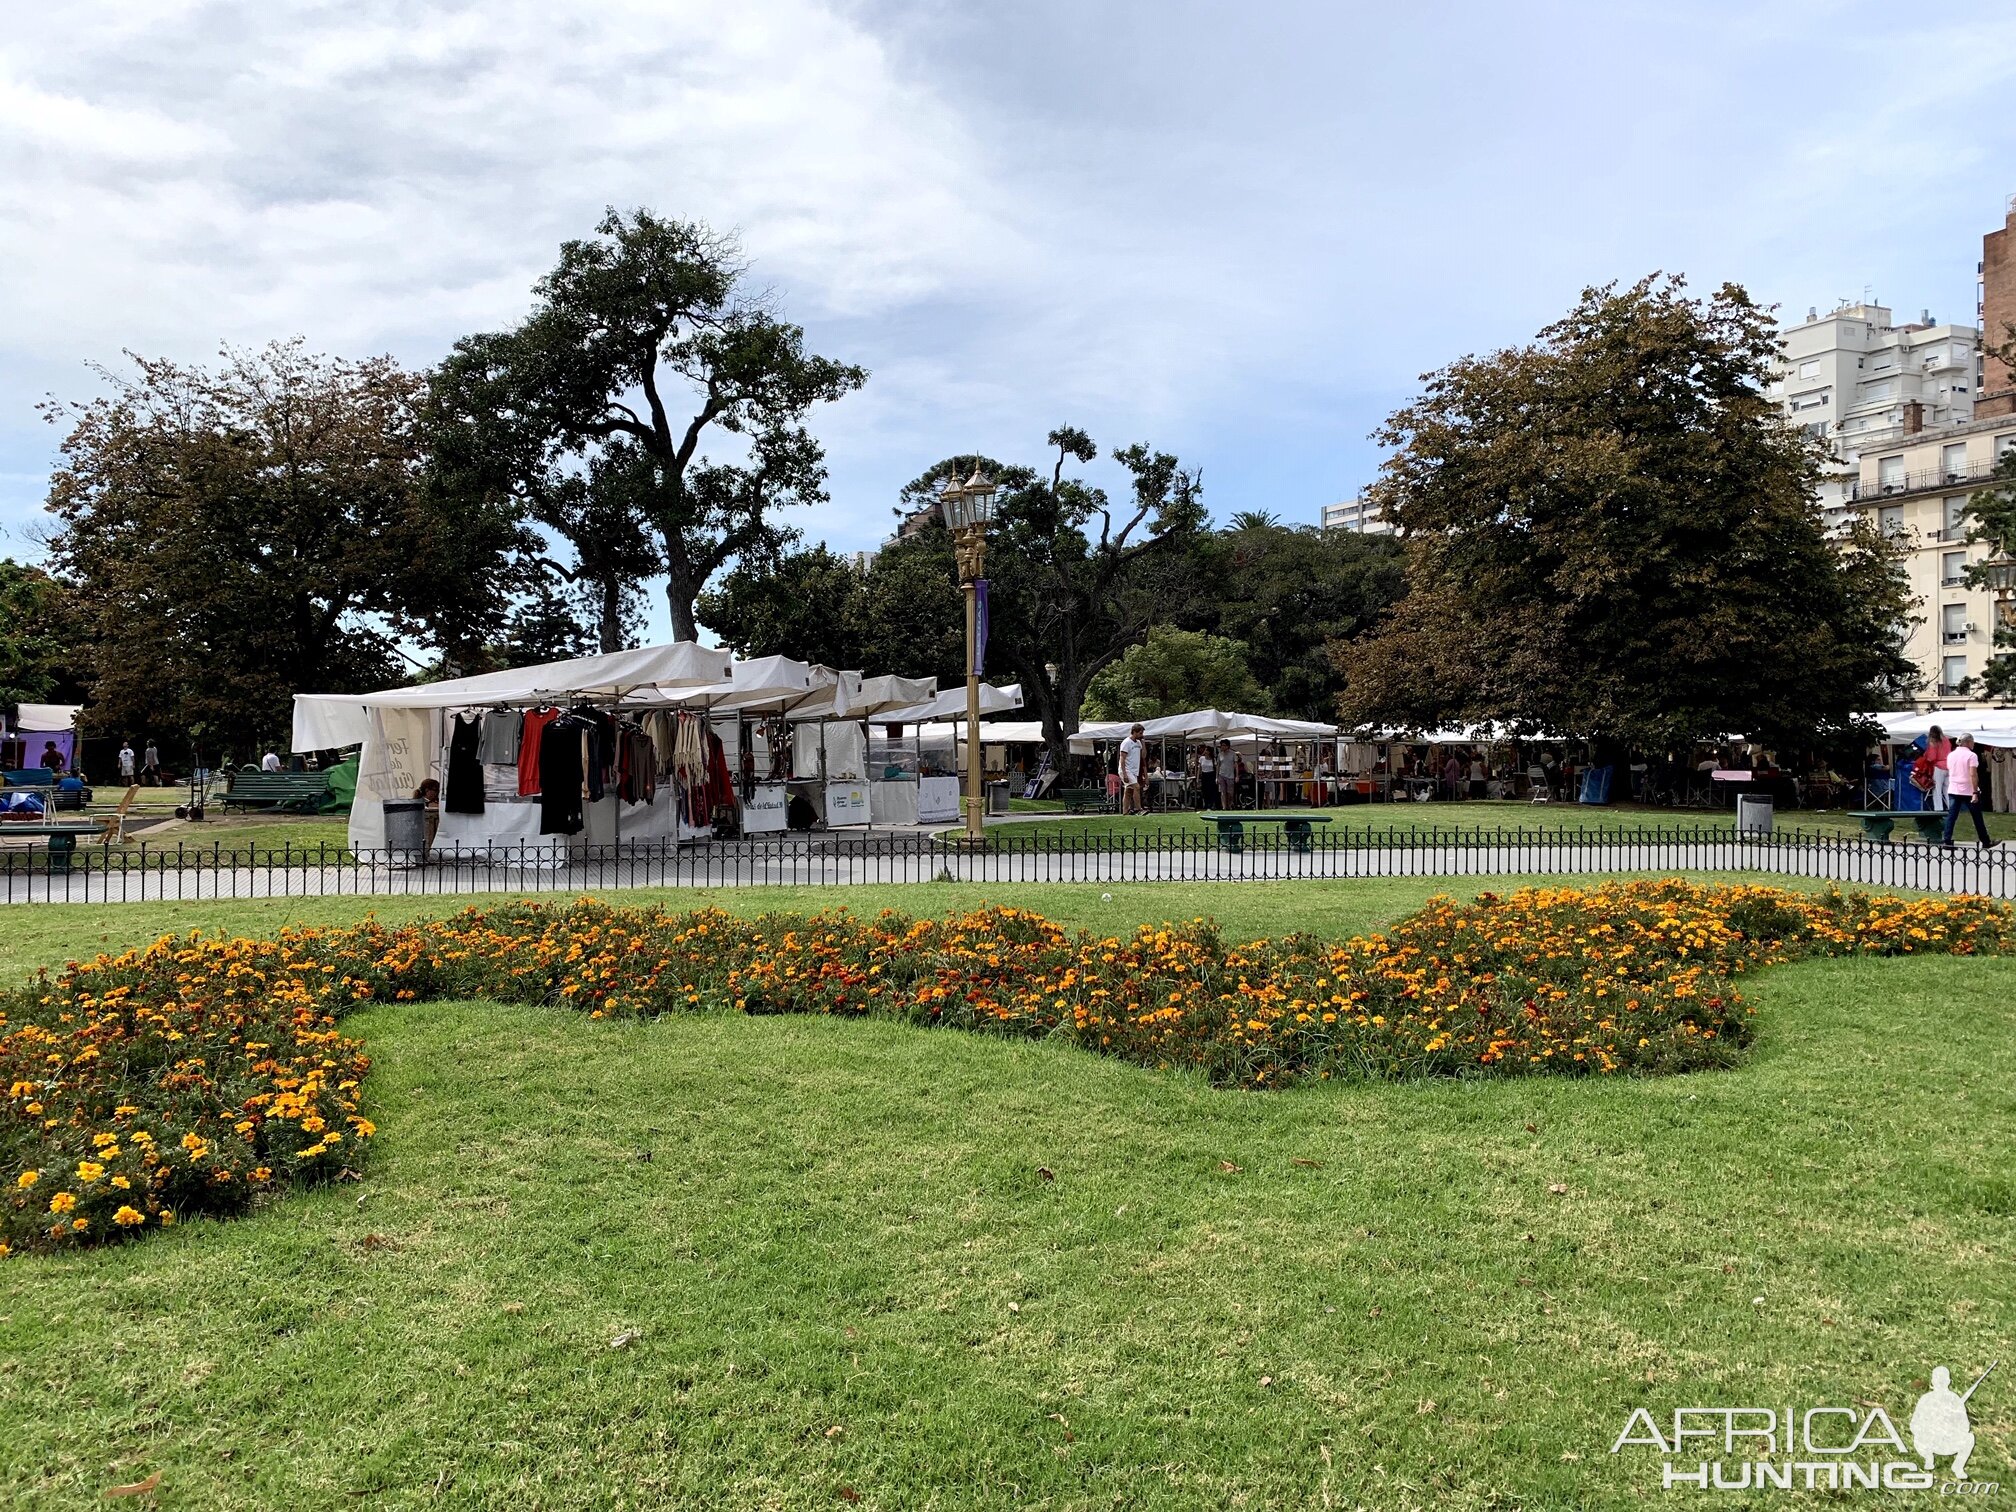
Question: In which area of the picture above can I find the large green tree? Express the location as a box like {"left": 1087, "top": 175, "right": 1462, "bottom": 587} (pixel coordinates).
{"left": 1961, "top": 450, "right": 2016, "bottom": 700}
{"left": 1196, "top": 520, "right": 1405, "bottom": 721}
{"left": 0, "top": 559, "right": 86, "bottom": 709}
{"left": 1332, "top": 276, "right": 1919, "bottom": 750}
{"left": 436, "top": 209, "right": 866, "bottom": 642}
{"left": 42, "top": 342, "right": 531, "bottom": 755}
{"left": 1083, "top": 626, "right": 1268, "bottom": 720}
{"left": 902, "top": 430, "right": 1207, "bottom": 769}
{"left": 696, "top": 532, "right": 969, "bottom": 685}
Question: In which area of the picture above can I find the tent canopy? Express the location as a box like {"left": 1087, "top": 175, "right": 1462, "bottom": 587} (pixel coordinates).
{"left": 14, "top": 703, "right": 81, "bottom": 733}
{"left": 1134, "top": 709, "right": 1338, "bottom": 742}
{"left": 878, "top": 683, "right": 1023, "bottom": 724}
{"left": 1870, "top": 709, "right": 2016, "bottom": 744}
{"left": 292, "top": 641, "right": 734, "bottom": 751}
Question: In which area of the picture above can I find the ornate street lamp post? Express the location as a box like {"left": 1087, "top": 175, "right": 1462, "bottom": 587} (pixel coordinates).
{"left": 940, "top": 466, "right": 999, "bottom": 844}
{"left": 1985, "top": 549, "right": 2016, "bottom": 632}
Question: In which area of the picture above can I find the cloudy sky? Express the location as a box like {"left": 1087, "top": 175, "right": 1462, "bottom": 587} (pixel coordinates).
{"left": 6, "top": 0, "right": 2016, "bottom": 635}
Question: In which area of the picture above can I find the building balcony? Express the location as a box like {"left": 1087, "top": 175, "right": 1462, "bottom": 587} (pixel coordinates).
{"left": 1850, "top": 456, "right": 2003, "bottom": 501}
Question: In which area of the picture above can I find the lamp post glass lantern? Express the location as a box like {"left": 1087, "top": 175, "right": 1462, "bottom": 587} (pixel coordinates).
{"left": 943, "top": 467, "right": 997, "bottom": 843}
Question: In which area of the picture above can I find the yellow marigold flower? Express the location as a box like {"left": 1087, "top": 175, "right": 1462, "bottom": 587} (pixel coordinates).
{"left": 76, "top": 1162, "right": 105, "bottom": 1183}
{"left": 112, "top": 1205, "right": 145, "bottom": 1227}
{"left": 15, "top": 1170, "right": 38, "bottom": 1189}
{"left": 71, "top": 1217, "right": 89, "bottom": 1232}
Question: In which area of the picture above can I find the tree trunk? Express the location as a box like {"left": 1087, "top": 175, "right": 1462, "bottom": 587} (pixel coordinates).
{"left": 598, "top": 575, "right": 623, "bottom": 653}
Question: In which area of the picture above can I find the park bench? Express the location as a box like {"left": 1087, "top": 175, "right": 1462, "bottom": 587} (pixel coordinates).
{"left": 220, "top": 771, "right": 333, "bottom": 813}
{"left": 0, "top": 821, "right": 104, "bottom": 873}
{"left": 1847, "top": 810, "right": 1945, "bottom": 843}
{"left": 1199, "top": 810, "right": 1333, "bottom": 854}
{"left": 1058, "top": 787, "right": 1107, "bottom": 813}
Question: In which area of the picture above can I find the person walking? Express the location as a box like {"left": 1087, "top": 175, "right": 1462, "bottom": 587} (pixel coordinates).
{"left": 1941, "top": 734, "right": 1996, "bottom": 848}
{"left": 1196, "top": 742, "right": 1217, "bottom": 809}
{"left": 142, "top": 740, "right": 160, "bottom": 785}
{"left": 1924, "top": 724, "right": 1953, "bottom": 810}
{"left": 1118, "top": 725, "right": 1146, "bottom": 816}
{"left": 117, "top": 741, "right": 136, "bottom": 782}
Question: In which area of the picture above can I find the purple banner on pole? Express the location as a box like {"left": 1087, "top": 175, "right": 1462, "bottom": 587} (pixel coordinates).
{"left": 973, "top": 578, "right": 989, "bottom": 678}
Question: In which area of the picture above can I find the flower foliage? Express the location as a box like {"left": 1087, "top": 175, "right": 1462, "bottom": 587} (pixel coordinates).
{"left": 5, "top": 881, "right": 2010, "bottom": 1256}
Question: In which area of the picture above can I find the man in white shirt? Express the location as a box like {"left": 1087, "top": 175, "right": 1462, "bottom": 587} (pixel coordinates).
{"left": 261, "top": 751, "right": 282, "bottom": 772}
{"left": 1941, "top": 734, "right": 1995, "bottom": 848}
{"left": 1118, "top": 725, "right": 1146, "bottom": 815}
{"left": 118, "top": 742, "right": 136, "bottom": 781}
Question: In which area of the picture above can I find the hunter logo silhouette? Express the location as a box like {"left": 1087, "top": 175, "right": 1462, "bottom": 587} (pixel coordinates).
{"left": 1910, "top": 1362, "right": 1994, "bottom": 1480}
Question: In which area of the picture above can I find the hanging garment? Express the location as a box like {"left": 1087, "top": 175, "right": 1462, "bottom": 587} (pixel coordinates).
{"left": 645, "top": 710, "right": 679, "bottom": 778}
{"left": 478, "top": 709, "right": 522, "bottom": 765}
{"left": 519, "top": 708, "right": 559, "bottom": 797}
{"left": 445, "top": 714, "right": 486, "bottom": 815}
{"left": 538, "top": 715, "right": 587, "bottom": 835}
{"left": 706, "top": 729, "right": 734, "bottom": 815}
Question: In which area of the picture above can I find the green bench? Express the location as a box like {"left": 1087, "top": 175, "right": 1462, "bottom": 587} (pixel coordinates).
{"left": 1058, "top": 787, "right": 1108, "bottom": 813}
{"left": 0, "top": 822, "right": 103, "bottom": 873}
{"left": 220, "top": 771, "right": 333, "bottom": 813}
{"left": 1847, "top": 810, "right": 1944, "bottom": 843}
{"left": 1200, "top": 811, "right": 1333, "bottom": 854}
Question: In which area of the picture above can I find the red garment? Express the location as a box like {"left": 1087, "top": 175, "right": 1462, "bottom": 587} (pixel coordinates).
{"left": 1925, "top": 736, "right": 1953, "bottom": 771}
{"left": 518, "top": 708, "right": 559, "bottom": 797}
{"left": 706, "top": 730, "right": 734, "bottom": 814}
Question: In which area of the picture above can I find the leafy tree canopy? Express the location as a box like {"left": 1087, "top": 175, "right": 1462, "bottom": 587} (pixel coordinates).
{"left": 1083, "top": 626, "right": 1269, "bottom": 721}
{"left": 0, "top": 559, "right": 86, "bottom": 710}
{"left": 1961, "top": 450, "right": 2016, "bottom": 701}
{"left": 1195, "top": 523, "right": 1405, "bottom": 721}
{"left": 437, "top": 208, "right": 866, "bottom": 642}
{"left": 1332, "top": 276, "right": 1919, "bottom": 749}
{"left": 42, "top": 342, "right": 532, "bottom": 756}
{"left": 901, "top": 429, "right": 1207, "bottom": 767}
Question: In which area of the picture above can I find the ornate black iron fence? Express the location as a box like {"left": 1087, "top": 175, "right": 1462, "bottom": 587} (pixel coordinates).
{"left": 2, "top": 824, "right": 2010, "bottom": 904}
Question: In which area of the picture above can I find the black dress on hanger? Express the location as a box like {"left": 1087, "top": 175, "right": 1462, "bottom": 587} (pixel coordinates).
{"left": 445, "top": 713, "right": 486, "bottom": 815}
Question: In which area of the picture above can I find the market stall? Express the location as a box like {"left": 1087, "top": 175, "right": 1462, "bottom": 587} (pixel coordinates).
{"left": 876, "top": 684, "right": 1026, "bottom": 824}
{"left": 292, "top": 641, "right": 734, "bottom": 857}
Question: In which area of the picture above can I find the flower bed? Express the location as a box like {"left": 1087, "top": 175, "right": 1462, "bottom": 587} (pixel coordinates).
{"left": 4, "top": 881, "right": 2010, "bottom": 1255}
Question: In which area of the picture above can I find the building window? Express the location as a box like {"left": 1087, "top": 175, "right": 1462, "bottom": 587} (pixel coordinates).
{"left": 1944, "top": 496, "right": 1969, "bottom": 537}
{"left": 1943, "top": 550, "right": 1969, "bottom": 586}
{"left": 1877, "top": 455, "right": 1905, "bottom": 490}
{"left": 1864, "top": 380, "right": 1893, "bottom": 400}
{"left": 1941, "top": 654, "right": 1969, "bottom": 694}
{"left": 1798, "top": 359, "right": 1819, "bottom": 379}
{"left": 1878, "top": 504, "right": 1905, "bottom": 536}
{"left": 1942, "top": 603, "right": 1968, "bottom": 643}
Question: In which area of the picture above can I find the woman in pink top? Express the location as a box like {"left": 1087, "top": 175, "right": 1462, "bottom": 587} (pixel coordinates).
{"left": 1941, "top": 734, "right": 1995, "bottom": 847}
{"left": 1924, "top": 724, "right": 1952, "bottom": 809}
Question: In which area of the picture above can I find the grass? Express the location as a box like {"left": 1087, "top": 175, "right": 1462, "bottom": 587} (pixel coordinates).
{"left": 2, "top": 879, "right": 2011, "bottom": 1507}
{"left": 992, "top": 797, "right": 2016, "bottom": 843}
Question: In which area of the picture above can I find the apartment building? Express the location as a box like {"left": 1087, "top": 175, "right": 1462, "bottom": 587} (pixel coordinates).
{"left": 1321, "top": 494, "right": 1393, "bottom": 535}
{"left": 1764, "top": 301, "right": 1981, "bottom": 529}
{"left": 1847, "top": 414, "right": 2014, "bottom": 704}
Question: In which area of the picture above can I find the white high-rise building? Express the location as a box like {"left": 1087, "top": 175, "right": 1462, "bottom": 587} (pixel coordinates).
{"left": 1321, "top": 494, "right": 1392, "bottom": 535}
{"left": 1763, "top": 301, "right": 1981, "bottom": 528}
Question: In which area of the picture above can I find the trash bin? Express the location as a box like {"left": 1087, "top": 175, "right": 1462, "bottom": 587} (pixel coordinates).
{"left": 986, "top": 779, "right": 1010, "bottom": 816}
{"left": 382, "top": 797, "right": 427, "bottom": 860}
{"left": 1736, "top": 794, "right": 1773, "bottom": 834}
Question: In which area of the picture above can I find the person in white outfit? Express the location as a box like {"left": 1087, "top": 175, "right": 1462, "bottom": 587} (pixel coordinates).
{"left": 1118, "top": 725, "right": 1146, "bottom": 815}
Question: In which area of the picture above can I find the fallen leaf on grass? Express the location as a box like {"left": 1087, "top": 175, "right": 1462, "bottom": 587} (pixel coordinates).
{"left": 105, "top": 1472, "right": 162, "bottom": 1497}
{"left": 1525, "top": 1123, "right": 1538, "bottom": 1134}
{"left": 1291, "top": 1158, "right": 1323, "bottom": 1169}
{"left": 1036, "top": 1167, "right": 1055, "bottom": 1182}
{"left": 356, "top": 1233, "right": 394, "bottom": 1251}
{"left": 837, "top": 1488, "right": 860, "bottom": 1503}
{"left": 825, "top": 1425, "right": 845, "bottom": 1439}
{"left": 501, "top": 1302, "right": 525, "bottom": 1315}
{"left": 1259, "top": 1375, "right": 1274, "bottom": 1388}
{"left": 1219, "top": 1160, "right": 1243, "bottom": 1173}
{"left": 609, "top": 1329, "right": 642, "bottom": 1349}
{"left": 1546, "top": 1183, "right": 1568, "bottom": 1196}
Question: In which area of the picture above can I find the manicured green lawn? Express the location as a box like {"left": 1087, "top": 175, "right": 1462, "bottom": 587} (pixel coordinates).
{"left": 990, "top": 797, "right": 2016, "bottom": 843}
{"left": 2, "top": 880, "right": 2010, "bottom": 1508}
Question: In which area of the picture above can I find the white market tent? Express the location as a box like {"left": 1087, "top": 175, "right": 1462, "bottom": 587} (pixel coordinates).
{"left": 293, "top": 641, "right": 735, "bottom": 852}
{"left": 1865, "top": 709, "right": 2016, "bottom": 744}
{"left": 1135, "top": 709, "right": 1339, "bottom": 742}
{"left": 878, "top": 683, "right": 1024, "bottom": 724}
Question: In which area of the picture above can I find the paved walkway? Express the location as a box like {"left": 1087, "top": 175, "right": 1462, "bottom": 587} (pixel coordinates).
{"left": 3, "top": 834, "right": 2008, "bottom": 904}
